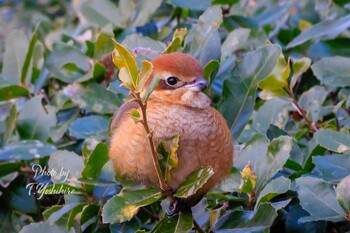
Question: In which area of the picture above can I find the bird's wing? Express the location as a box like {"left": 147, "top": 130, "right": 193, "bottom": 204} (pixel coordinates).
{"left": 111, "top": 101, "right": 139, "bottom": 131}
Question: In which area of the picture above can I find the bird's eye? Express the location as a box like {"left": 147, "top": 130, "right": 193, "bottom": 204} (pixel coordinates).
{"left": 166, "top": 76, "right": 178, "bottom": 86}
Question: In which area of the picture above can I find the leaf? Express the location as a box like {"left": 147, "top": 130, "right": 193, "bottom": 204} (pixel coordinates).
{"left": 21, "top": 28, "right": 38, "bottom": 85}
{"left": 48, "top": 150, "right": 84, "bottom": 184}
{"left": 80, "top": 204, "right": 100, "bottom": 231}
{"left": 82, "top": 143, "right": 109, "bottom": 179}
{"left": 299, "top": 86, "right": 327, "bottom": 122}
{"left": 286, "top": 14, "right": 350, "bottom": 48}
{"left": 311, "top": 56, "right": 350, "bottom": 87}
{"left": 256, "top": 176, "right": 291, "bottom": 206}
{"left": 184, "top": 6, "right": 223, "bottom": 66}
{"left": 94, "top": 31, "right": 114, "bottom": 60}
{"left": 336, "top": 175, "right": 350, "bottom": 213}
{"left": 2, "top": 30, "right": 28, "bottom": 85}
{"left": 63, "top": 83, "right": 121, "bottom": 114}
{"left": 296, "top": 176, "right": 346, "bottom": 223}
{"left": 171, "top": 0, "right": 211, "bottom": 11}
{"left": 69, "top": 115, "right": 110, "bottom": 140}
{"left": 158, "top": 135, "right": 180, "bottom": 182}
{"left": 221, "top": 28, "right": 250, "bottom": 60}
{"left": 112, "top": 39, "right": 139, "bottom": 89}
{"left": 19, "top": 222, "right": 65, "bottom": 233}
{"left": 174, "top": 166, "right": 214, "bottom": 198}
{"left": 215, "top": 203, "right": 278, "bottom": 232}
{"left": 0, "top": 162, "right": 22, "bottom": 177}
{"left": 163, "top": 28, "right": 188, "bottom": 54}
{"left": 45, "top": 43, "right": 91, "bottom": 83}
{"left": 203, "top": 60, "right": 220, "bottom": 87}
{"left": 313, "top": 154, "right": 350, "bottom": 183}
{"left": 219, "top": 45, "right": 281, "bottom": 138}
{"left": 17, "top": 96, "right": 56, "bottom": 141}
{"left": 66, "top": 204, "right": 85, "bottom": 230}
{"left": 0, "top": 85, "right": 29, "bottom": 101}
{"left": 258, "top": 52, "right": 290, "bottom": 100}
{"left": 130, "top": 108, "right": 141, "bottom": 123}
{"left": 150, "top": 212, "right": 193, "bottom": 233}
{"left": 47, "top": 204, "right": 80, "bottom": 225}
{"left": 102, "top": 188, "right": 162, "bottom": 223}
{"left": 142, "top": 75, "right": 160, "bottom": 104}
{"left": 314, "top": 129, "right": 350, "bottom": 153}
{"left": 0, "top": 140, "right": 56, "bottom": 161}
{"left": 136, "top": 60, "right": 153, "bottom": 93}
{"left": 4, "top": 104, "right": 17, "bottom": 144}
{"left": 253, "top": 2, "right": 293, "bottom": 27}
{"left": 290, "top": 57, "right": 312, "bottom": 89}
{"left": 238, "top": 161, "right": 257, "bottom": 194}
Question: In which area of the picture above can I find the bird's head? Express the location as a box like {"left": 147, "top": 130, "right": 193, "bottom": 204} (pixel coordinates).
{"left": 145, "top": 52, "right": 211, "bottom": 109}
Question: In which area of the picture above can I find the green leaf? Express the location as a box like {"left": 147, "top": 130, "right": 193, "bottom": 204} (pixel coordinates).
{"left": 298, "top": 86, "right": 327, "bottom": 122}
{"left": 253, "top": 2, "right": 293, "bottom": 27}
{"left": 290, "top": 57, "right": 311, "bottom": 89}
{"left": 66, "top": 203, "right": 85, "bottom": 231}
{"left": 48, "top": 150, "right": 84, "bottom": 184}
{"left": 142, "top": 75, "right": 160, "bottom": 104}
{"left": 17, "top": 96, "right": 56, "bottom": 141}
{"left": 112, "top": 39, "right": 139, "bottom": 89}
{"left": 238, "top": 161, "right": 257, "bottom": 194}
{"left": 163, "top": 28, "right": 188, "bottom": 54}
{"left": 215, "top": 203, "right": 278, "bottom": 231}
{"left": 219, "top": 45, "right": 281, "bottom": 138}
{"left": 158, "top": 135, "right": 180, "bottom": 182}
{"left": 82, "top": 142, "right": 109, "bottom": 179}
{"left": 313, "top": 154, "right": 350, "bottom": 183}
{"left": 136, "top": 60, "right": 153, "bottom": 93}
{"left": 102, "top": 188, "right": 162, "bottom": 223}
{"left": 2, "top": 30, "right": 28, "bottom": 85}
{"left": 0, "top": 85, "right": 29, "bottom": 101}
{"left": 0, "top": 140, "right": 56, "bottom": 161}
{"left": 185, "top": 6, "right": 223, "bottom": 66}
{"left": 94, "top": 31, "right": 114, "bottom": 60}
{"left": 130, "top": 108, "right": 141, "bottom": 123}
{"left": 314, "top": 129, "right": 350, "bottom": 153}
{"left": 80, "top": 204, "right": 100, "bottom": 231}
{"left": 311, "top": 56, "right": 350, "bottom": 87}
{"left": 0, "top": 162, "right": 22, "bottom": 177}
{"left": 150, "top": 212, "right": 193, "bottom": 233}
{"left": 174, "top": 166, "right": 214, "bottom": 198}
{"left": 21, "top": 28, "right": 38, "bottom": 85}
{"left": 69, "top": 115, "right": 110, "bottom": 140}
{"left": 45, "top": 44, "right": 91, "bottom": 83}
{"left": 336, "top": 175, "right": 350, "bottom": 213}
{"left": 47, "top": 204, "right": 80, "bottom": 225}
{"left": 256, "top": 176, "right": 291, "bottom": 206}
{"left": 63, "top": 83, "right": 121, "bottom": 114}
{"left": 287, "top": 14, "right": 350, "bottom": 48}
{"left": 19, "top": 222, "right": 65, "bottom": 233}
{"left": 4, "top": 104, "right": 17, "bottom": 144}
{"left": 171, "top": 0, "right": 211, "bottom": 11}
{"left": 296, "top": 176, "right": 346, "bottom": 222}
{"left": 203, "top": 60, "right": 220, "bottom": 87}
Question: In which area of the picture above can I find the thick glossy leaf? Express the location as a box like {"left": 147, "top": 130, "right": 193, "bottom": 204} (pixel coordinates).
{"left": 63, "top": 83, "right": 120, "bottom": 114}
{"left": 287, "top": 14, "right": 350, "bottom": 48}
{"left": 0, "top": 85, "right": 29, "bottom": 101}
{"left": 203, "top": 60, "right": 220, "bottom": 87}
{"left": 80, "top": 204, "right": 100, "bottom": 231}
{"left": 311, "top": 56, "right": 350, "bottom": 87}
{"left": 102, "top": 188, "right": 162, "bottom": 223}
{"left": 94, "top": 31, "right": 114, "bottom": 60}
{"left": 0, "top": 162, "right": 22, "bottom": 177}
{"left": 219, "top": 45, "right": 281, "bottom": 138}
{"left": 336, "top": 175, "right": 350, "bottom": 213}
{"left": 296, "top": 176, "right": 346, "bottom": 223}
{"left": 69, "top": 115, "right": 110, "bottom": 140}
{"left": 290, "top": 57, "right": 311, "bottom": 89}
{"left": 171, "top": 0, "right": 211, "bottom": 11}
{"left": 45, "top": 44, "right": 91, "bottom": 83}
{"left": 174, "top": 166, "right": 214, "bottom": 198}
{"left": 48, "top": 150, "right": 84, "bottom": 184}
{"left": 215, "top": 203, "right": 278, "bottom": 231}
{"left": 2, "top": 30, "right": 28, "bottom": 85}
{"left": 238, "top": 161, "right": 257, "bottom": 194}
{"left": 142, "top": 75, "right": 160, "bottom": 104}
{"left": 253, "top": 2, "right": 293, "bottom": 27}
{"left": 19, "top": 222, "right": 65, "bottom": 233}
{"left": 82, "top": 142, "right": 109, "bottom": 179}
{"left": 256, "top": 176, "right": 291, "bottom": 206}
{"left": 150, "top": 212, "right": 193, "bottom": 233}
{"left": 314, "top": 129, "right": 350, "bottom": 153}
{"left": 185, "top": 6, "right": 222, "bottom": 66}
{"left": 112, "top": 39, "right": 139, "bottom": 88}
{"left": 21, "top": 29, "right": 38, "bottom": 85}
{"left": 313, "top": 154, "right": 350, "bottom": 183}
{"left": 0, "top": 140, "right": 56, "bottom": 161}
{"left": 66, "top": 203, "right": 85, "bottom": 230}
{"left": 221, "top": 28, "right": 250, "bottom": 60}
{"left": 17, "top": 96, "right": 56, "bottom": 141}
{"left": 298, "top": 86, "right": 327, "bottom": 122}
{"left": 47, "top": 204, "right": 80, "bottom": 225}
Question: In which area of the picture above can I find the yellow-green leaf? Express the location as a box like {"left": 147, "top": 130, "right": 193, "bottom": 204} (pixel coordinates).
{"left": 163, "top": 28, "right": 188, "bottom": 54}
{"left": 130, "top": 108, "right": 141, "bottom": 123}
{"left": 238, "top": 161, "right": 257, "bottom": 194}
{"left": 158, "top": 135, "right": 180, "bottom": 182}
{"left": 136, "top": 60, "right": 154, "bottom": 93}
{"left": 112, "top": 39, "right": 139, "bottom": 89}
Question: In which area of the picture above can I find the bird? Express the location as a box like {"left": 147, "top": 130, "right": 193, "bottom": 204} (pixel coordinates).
{"left": 109, "top": 52, "right": 233, "bottom": 205}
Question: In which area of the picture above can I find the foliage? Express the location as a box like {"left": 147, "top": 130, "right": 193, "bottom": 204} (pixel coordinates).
{"left": 0, "top": 0, "right": 350, "bottom": 232}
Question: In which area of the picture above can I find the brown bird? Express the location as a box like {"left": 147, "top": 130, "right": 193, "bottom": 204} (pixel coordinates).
{"left": 109, "top": 52, "right": 233, "bottom": 205}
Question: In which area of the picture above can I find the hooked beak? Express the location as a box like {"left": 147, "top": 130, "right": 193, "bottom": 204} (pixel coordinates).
{"left": 186, "top": 77, "right": 208, "bottom": 91}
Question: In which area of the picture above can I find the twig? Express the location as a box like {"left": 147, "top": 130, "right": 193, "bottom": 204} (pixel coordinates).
{"left": 193, "top": 219, "right": 205, "bottom": 233}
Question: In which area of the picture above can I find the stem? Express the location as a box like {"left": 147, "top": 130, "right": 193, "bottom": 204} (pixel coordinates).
{"left": 134, "top": 94, "right": 168, "bottom": 192}
{"left": 193, "top": 219, "right": 205, "bottom": 233}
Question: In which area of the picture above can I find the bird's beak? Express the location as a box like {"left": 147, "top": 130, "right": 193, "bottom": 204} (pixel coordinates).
{"left": 186, "top": 77, "right": 208, "bottom": 91}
